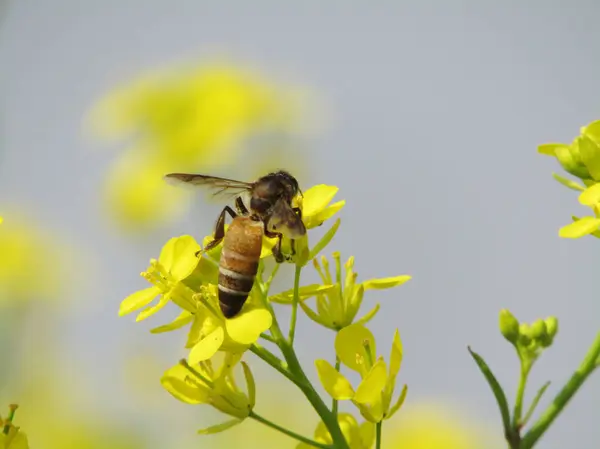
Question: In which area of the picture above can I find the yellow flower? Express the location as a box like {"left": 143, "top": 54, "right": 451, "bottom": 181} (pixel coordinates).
{"left": 315, "top": 324, "right": 407, "bottom": 423}
{"left": 274, "top": 252, "right": 410, "bottom": 330}
{"left": 118, "top": 235, "right": 201, "bottom": 321}
{"left": 182, "top": 284, "right": 272, "bottom": 364}
{"left": 0, "top": 405, "right": 29, "bottom": 449}
{"left": 87, "top": 63, "right": 308, "bottom": 231}
{"left": 297, "top": 413, "right": 374, "bottom": 449}
{"left": 161, "top": 353, "right": 256, "bottom": 434}
{"left": 558, "top": 182, "right": 600, "bottom": 238}
{"left": 0, "top": 213, "right": 69, "bottom": 303}
{"left": 386, "top": 401, "right": 498, "bottom": 449}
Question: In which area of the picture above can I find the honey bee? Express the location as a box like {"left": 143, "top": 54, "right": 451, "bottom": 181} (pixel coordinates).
{"left": 164, "top": 171, "right": 306, "bottom": 318}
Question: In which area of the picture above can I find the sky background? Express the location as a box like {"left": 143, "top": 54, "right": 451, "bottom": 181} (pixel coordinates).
{"left": 1, "top": 2, "right": 600, "bottom": 448}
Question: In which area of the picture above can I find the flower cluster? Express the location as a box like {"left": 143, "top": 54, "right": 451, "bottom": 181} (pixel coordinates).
{"left": 120, "top": 178, "right": 412, "bottom": 447}
{"left": 87, "top": 63, "right": 312, "bottom": 231}
{"left": 538, "top": 119, "right": 600, "bottom": 238}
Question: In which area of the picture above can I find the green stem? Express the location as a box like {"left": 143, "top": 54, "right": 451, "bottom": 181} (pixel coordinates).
{"left": 288, "top": 264, "right": 302, "bottom": 345}
{"left": 249, "top": 411, "right": 331, "bottom": 449}
{"left": 2, "top": 404, "right": 17, "bottom": 435}
{"left": 512, "top": 355, "right": 531, "bottom": 429}
{"left": 260, "top": 332, "right": 277, "bottom": 344}
{"left": 375, "top": 421, "right": 382, "bottom": 449}
{"left": 332, "top": 357, "right": 341, "bottom": 415}
{"left": 520, "top": 332, "right": 600, "bottom": 449}
{"left": 250, "top": 344, "right": 294, "bottom": 384}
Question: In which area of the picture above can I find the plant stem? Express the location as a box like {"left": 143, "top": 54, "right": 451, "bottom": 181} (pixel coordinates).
{"left": 375, "top": 421, "right": 382, "bottom": 449}
{"left": 288, "top": 264, "right": 302, "bottom": 345}
{"left": 249, "top": 411, "right": 331, "bottom": 449}
{"left": 332, "top": 357, "right": 341, "bottom": 415}
{"left": 512, "top": 355, "right": 531, "bottom": 429}
{"left": 260, "top": 332, "right": 277, "bottom": 344}
{"left": 520, "top": 332, "right": 600, "bottom": 449}
{"left": 250, "top": 344, "right": 295, "bottom": 384}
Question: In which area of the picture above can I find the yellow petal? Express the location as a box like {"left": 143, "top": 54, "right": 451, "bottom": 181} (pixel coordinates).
{"left": 579, "top": 183, "right": 600, "bottom": 206}
{"left": 226, "top": 308, "right": 272, "bottom": 344}
{"left": 302, "top": 184, "right": 339, "bottom": 216}
{"left": 354, "top": 359, "right": 388, "bottom": 404}
{"left": 160, "top": 235, "right": 201, "bottom": 280}
{"left": 389, "top": 329, "right": 403, "bottom": 379}
{"left": 305, "top": 201, "right": 345, "bottom": 229}
{"left": 559, "top": 217, "right": 600, "bottom": 238}
{"left": 315, "top": 360, "right": 355, "bottom": 400}
{"left": 150, "top": 310, "right": 194, "bottom": 333}
{"left": 189, "top": 326, "right": 224, "bottom": 364}
{"left": 197, "top": 418, "right": 242, "bottom": 434}
{"left": 269, "top": 284, "right": 334, "bottom": 304}
{"left": 135, "top": 294, "right": 169, "bottom": 321}
{"left": 119, "top": 286, "right": 160, "bottom": 316}
{"left": 335, "top": 323, "right": 376, "bottom": 373}
{"left": 538, "top": 143, "right": 568, "bottom": 156}
{"left": 359, "top": 421, "right": 376, "bottom": 447}
{"left": 386, "top": 384, "right": 408, "bottom": 420}
{"left": 161, "top": 365, "right": 208, "bottom": 404}
{"left": 362, "top": 275, "right": 411, "bottom": 290}
{"left": 0, "top": 216, "right": 3, "bottom": 224}
{"left": 552, "top": 173, "right": 585, "bottom": 192}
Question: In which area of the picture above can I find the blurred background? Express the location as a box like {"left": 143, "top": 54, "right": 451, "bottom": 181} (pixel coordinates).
{"left": 1, "top": 2, "right": 599, "bottom": 448}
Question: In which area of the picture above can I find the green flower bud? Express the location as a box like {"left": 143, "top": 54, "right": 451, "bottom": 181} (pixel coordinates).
{"left": 519, "top": 323, "right": 532, "bottom": 346}
{"left": 499, "top": 309, "right": 520, "bottom": 344}
{"left": 531, "top": 319, "right": 547, "bottom": 339}
{"left": 544, "top": 316, "right": 559, "bottom": 339}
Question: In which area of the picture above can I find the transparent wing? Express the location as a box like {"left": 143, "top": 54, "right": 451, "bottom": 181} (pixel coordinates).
{"left": 164, "top": 173, "right": 254, "bottom": 198}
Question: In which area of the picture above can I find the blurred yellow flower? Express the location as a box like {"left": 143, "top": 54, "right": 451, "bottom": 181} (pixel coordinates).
{"left": 0, "top": 213, "right": 68, "bottom": 304}
{"left": 385, "top": 402, "right": 498, "bottom": 449}
{"left": 558, "top": 183, "right": 600, "bottom": 238}
{"left": 315, "top": 324, "right": 407, "bottom": 423}
{"left": 87, "top": 62, "right": 310, "bottom": 231}
{"left": 297, "top": 413, "right": 374, "bottom": 449}
{"left": 162, "top": 353, "right": 255, "bottom": 434}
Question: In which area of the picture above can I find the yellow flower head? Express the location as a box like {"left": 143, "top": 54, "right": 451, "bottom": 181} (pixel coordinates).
{"left": 297, "top": 413, "right": 374, "bottom": 449}
{"left": 161, "top": 353, "right": 256, "bottom": 434}
{"left": 118, "top": 235, "right": 201, "bottom": 321}
{"left": 0, "top": 213, "right": 69, "bottom": 304}
{"left": 315, "top": 324, "right": 407, "bottom": 423}
{"left": 275, "top": 252, "right": 410, "bottom": 330}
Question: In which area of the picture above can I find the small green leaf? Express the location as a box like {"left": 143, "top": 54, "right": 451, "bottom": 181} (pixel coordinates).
{"left": 521, "top": 381, "right": 551, "bottom": 427}
{"left": 467, "top": 347, "right": 511, "bottom": 435}
{"left": 551, "top": 173, "right": 585, "bottom": 192}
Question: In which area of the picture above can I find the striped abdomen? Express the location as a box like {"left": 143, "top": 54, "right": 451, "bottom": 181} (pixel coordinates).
{"left": 218, "top": 217, "right": 264, "bottom": 318}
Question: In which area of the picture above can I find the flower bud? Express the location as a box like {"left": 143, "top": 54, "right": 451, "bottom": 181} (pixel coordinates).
{"left": 530, "top": 319, "right": 547, "bottom": 340}
{"left": 518, "top": 323, "right": 532, "bottom": 346}
{"left": 544, "top": 316, "right": 559, "bottom": 339}
{"left": 499, "top": 309, "right": 520, "bottom": 344}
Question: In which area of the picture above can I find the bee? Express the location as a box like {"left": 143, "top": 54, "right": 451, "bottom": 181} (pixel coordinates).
{"left": 164, "top": 171, "right": 306, "bottom": 318}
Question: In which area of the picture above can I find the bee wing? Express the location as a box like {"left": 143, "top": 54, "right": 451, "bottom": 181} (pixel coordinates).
{"left": 164, "top": 173, "right": 254, "bottom": 199}
{"left": 267, "top": 199, "right": 307, "bottom": 239}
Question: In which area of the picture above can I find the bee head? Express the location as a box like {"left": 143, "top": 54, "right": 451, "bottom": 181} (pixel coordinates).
{"left": 272, "top": 170, "right": 301, "bottom": 200}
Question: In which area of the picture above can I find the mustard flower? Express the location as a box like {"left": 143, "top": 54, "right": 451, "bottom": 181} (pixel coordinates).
{"left": 0, "top": 405, "right": 29, "bottom": 449}
{"left": 558, "top": 182, "right": 600, "bottom": 238}
{"left": 0, "top": 213, "right": 68, "bottom": 303}
{"left": 297, "top": 413, "right": 375, "bottom": 449}
{"left": 118, "top": 235, "right": 201, "bottom": 321}
{"left": 274, "top": 252, "right": 410, "bottom": 330}
{"left": 315, "top": 323, "right": 407, "bottom": 423}
{"left": 161, "top": 353, "right": 256, "bottom": 434}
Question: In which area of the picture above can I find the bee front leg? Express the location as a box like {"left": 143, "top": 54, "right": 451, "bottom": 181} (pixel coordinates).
{"left": 200, "top": 206, "right": 237, "bottom": 256}
{"left": 264, "top": 229, "right": 285, "bottom": 263}
{"left": 235, "top": 196, "right": 250, "bottom": 216}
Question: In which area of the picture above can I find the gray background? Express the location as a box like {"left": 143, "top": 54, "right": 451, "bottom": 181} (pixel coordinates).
{"left": 1, "top": 1, "right": 599, "bottom": 448}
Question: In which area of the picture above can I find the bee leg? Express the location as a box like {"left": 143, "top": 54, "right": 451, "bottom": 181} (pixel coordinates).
{"left": 200, "top": 206, "right": 238, "bottom": 255}
{"left": 235, "top": 196, "right": 250, "bottom": 216}
{"left": 264, "top": 229, "right": 285, "bottom": 263}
